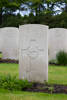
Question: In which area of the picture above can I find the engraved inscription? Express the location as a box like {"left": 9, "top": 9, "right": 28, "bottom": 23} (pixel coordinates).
{"left": 21, "top": 39, "right": 44, "bottom": 59}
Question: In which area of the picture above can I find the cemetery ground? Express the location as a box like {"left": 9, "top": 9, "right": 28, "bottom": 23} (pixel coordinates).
{"left": 0, "top": 63, "right": 67, "bottom": 100}
{"left": 0, "top": 89, "right": 67, "bottom": 100}
{"left": 0, "top": 63, "right": 67, "bottom": 85}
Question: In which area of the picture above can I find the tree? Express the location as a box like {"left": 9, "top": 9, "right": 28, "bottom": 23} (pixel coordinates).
{"left": 25, "top": 0, "right": 46, "bottom": 16}
{"left": 0, "top": 0, "right": 8, "bottom": 24}
{"left": 0, "top": 0, "right": 21, "bottom": 25}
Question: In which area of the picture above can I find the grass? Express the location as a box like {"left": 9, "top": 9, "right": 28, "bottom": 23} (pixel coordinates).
{"left": 0, "top": 53, "right": 2, "bottom": 58}
{"left": 0, "top": 63, "right": 67, "bottom": 85}
{"left": 0, "top": 89, "right": 67, "bottom": 100}
{"left": 0, "top": 63, "right": 18, "bottom": 77}
{"left": 48, "top": 65, "right": 67, "bottom": 85}
{"left": 0, "top": 63, "right": 67, "bottom": 100}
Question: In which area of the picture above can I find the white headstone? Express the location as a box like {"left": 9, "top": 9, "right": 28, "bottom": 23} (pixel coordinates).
{"left": 0, "top": 27, "right": 19, "bottom": 60}
{"left": 49, "top": 28, "right": 67, "bottom": 60}
{"left": 19, "top": 24, "right": 48, "bottom": 83}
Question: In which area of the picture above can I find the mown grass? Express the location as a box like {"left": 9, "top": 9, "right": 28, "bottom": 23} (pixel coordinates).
{"left": 0, "top": 63, "right": 67, "bottom": 100}
{"left": 0, "top": 63, "right": 18, "bottom": 77}
{"left": 0, "top": 89, "right": 67, "bottom": 100}
{"left": 0, "top": 63, "right": 67, "bottom": 85}
{"left": 48, "top": 65, "right": 67, "bottom": 85}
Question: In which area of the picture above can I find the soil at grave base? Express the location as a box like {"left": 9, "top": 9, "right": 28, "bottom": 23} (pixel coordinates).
{"left": 0, "top": 58, "right": 19, "bottom": 64}
{"left": 24, "top": 83, "right": 67, "bottom": 94}
{"left": 49, "top": 62, "right": 67, "bottom": 66}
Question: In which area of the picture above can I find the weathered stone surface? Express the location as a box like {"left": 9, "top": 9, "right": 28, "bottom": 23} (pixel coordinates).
{"left": 0, "top": 27, "right": 19, "bottom": 60}
{"left": 19, "top": 24, "right": 48, "bottom": 83}
{"left": 49, "top": 28, "right": 67, "bottom": 60}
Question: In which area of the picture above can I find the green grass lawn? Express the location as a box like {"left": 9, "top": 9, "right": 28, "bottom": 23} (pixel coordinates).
{"left": 0, "top": 63, "right": 18, "bottom": 77}
{"left": 0, "top": 63, "right": 67, "bottom": 100}
{"left": 0, "top": 63, "right": 67, "bottom": 85}
{"left": 48, "top": 65, "right": 67, "bottom": 85}
{"left": 0, "top": 89, "right": 67, "bottom": 100}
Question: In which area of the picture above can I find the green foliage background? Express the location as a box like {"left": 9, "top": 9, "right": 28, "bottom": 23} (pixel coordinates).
{"left": 0, "top": 0, "right": 67, "bottom": 28}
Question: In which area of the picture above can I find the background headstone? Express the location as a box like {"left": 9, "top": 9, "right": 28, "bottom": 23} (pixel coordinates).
{"left": 0, "top": 27, "right": 19, "bottom": 60}
{"left": 48, "top": 28, "right": 67, "bottom": 60}
{"left": 19, "top": 24, "right": 48, "bottom": 83}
